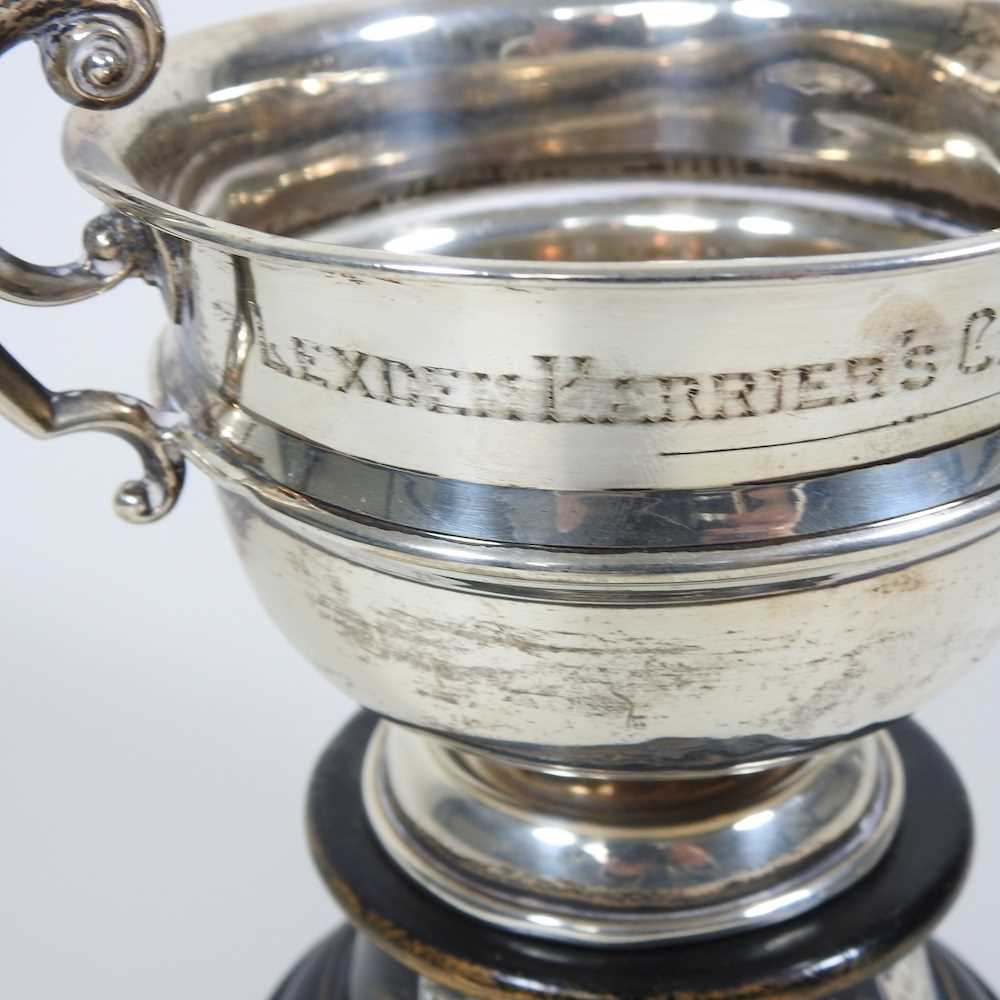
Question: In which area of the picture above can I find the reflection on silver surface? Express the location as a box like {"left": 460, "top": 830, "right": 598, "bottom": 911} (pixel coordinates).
{"left": 8, "top": 0, "right": 1000, "bottom": 953}
{"left": 216, "top": 481, "right": 1000, "bottom": 768}
{"left": 0, "top": 3, "right": 183, "bottom": 523}
{"left": 364, "top": 723, "right": 903, "bottom": 945}
{"left": 160, "top": 332, "right": 1000, "bottom": 551}
{"left": 63, "top": 0, "right": 1000, "bottom": 279}
{"left": 313, "top": 180, "right": 977, "bottom": 262}
{"left": 60, "top": 0, "right": 1000, "bottom": 767}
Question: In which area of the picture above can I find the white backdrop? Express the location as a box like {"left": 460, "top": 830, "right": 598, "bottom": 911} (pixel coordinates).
{"left": 1, "top": 3, "right": 997, "bottom": 997}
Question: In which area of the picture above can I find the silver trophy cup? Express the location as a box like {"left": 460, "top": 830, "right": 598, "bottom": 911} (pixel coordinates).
{"left": 2, "top": 0, "right": 999, "bottom": 992}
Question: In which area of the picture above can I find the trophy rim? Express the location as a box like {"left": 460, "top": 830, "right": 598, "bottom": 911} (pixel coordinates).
{"left": 67, "top": 155, "right": 1000, "bottom": 284}
{"left": 61, "top": 2, "right": 1000, "bottom": 282}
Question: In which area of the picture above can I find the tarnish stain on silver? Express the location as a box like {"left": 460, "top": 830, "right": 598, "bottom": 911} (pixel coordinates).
{"left": 9, "top": 0, "right": 1000, "bottom": 950}
{"left": 217, "top": 489, "right": 1000, "bottom": 759}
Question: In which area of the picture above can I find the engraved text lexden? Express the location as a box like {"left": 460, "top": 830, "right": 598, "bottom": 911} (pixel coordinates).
{"left": 256, "top": 308, "right": 1000, "bottom": 426}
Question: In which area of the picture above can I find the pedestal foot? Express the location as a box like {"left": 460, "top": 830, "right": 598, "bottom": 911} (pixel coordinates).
{"left": 270, "top": 713, "right": 992, "bottom": 1000}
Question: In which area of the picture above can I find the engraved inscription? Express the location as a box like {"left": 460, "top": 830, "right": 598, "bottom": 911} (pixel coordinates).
{"left": 256, "top": 308, "right": 997, "bottom": 426}
{"left": 960, "top": 307, "right": 998, "bottom": 374}
{"left": 901, "top": 331, "right": 937, "bottom": 391}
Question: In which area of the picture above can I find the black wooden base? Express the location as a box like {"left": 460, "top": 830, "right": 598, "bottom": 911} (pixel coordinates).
{"left": 272, "top": 932, "right": 996, "bottom": 1000}
{"left": 269, "top": 928, "right": 354, "bottom": 999}
{"left": 272, "top": 713, "right": 993, "bottom": 1000}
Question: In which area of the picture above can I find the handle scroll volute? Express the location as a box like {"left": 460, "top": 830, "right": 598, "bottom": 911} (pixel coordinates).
{"left": 0, "top": 1, "right": 183, "bottom": 523}
{"left": 0, "top": 0, "right": 164, "bottom": 110}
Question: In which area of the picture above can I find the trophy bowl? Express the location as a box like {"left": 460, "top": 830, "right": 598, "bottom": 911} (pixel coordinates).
{"left": 4, "top": 0, "right": 1000, "bottom": 971}
{"left": 56, "top": 0, "right": 1000, "bottom": 769}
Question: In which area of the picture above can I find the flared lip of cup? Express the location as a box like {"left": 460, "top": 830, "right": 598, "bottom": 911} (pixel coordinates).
{"left": 61, "top": 7, "right": 1000, "bottom": 286}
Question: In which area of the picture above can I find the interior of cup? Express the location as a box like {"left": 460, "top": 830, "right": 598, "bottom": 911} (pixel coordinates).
{"left": 70, "top": 0, "right": 1000, "bottom": 264}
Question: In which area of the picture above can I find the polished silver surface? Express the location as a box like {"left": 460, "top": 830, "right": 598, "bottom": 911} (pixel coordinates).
{"left": 7, "top": 0, "right": 1000, "bottom": 754}
{"left": 0, "top": 0, "right": 181, "bottom": 522}
{"left": 0, "top": 349, "right": 185, "bottom": 524}
{"left": 65, "top": 0, "right": 1000, "bottom": 491}
{"left": 7, "top": 0, "right": 1000, "bottom": 950}
{"left": 364, "top": 722, "right": 903, "bottom": 945}
{"left": 313, "top": 179, "right": 980, "bottom": 260}
{"left": 0, "top": 0, "right": 164, "bottom": 306}
{"left": 213, "top": 478, "right": 1000, "bottom": 768}
{"left": 160, "top": 331, "right": 1000, "bottom": 549}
